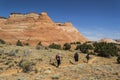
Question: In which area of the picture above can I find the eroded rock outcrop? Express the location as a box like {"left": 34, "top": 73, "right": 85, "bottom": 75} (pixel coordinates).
{"left": 100, "top": 38, "right": 117, "bottom": 43}
{"left": 0, "top": 12, "right": 88, "bottom": 46}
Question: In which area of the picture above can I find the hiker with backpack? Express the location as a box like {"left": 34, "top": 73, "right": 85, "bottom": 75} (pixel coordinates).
{"left": 86, "top": 53, "right": 90, "bottom": 63}
{"left": 74, "top": 52, "right": 79, "bottom": 62}
{"left": 56, "top": 53, "right": 61, "bottom": 67}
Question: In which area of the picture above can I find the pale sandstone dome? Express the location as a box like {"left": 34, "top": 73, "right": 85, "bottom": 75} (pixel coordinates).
{"left": 100, "top": 38, "right": 117, "bottom": 43}
{"left": 0, "top": 12, "right": 88, "bottom": 46}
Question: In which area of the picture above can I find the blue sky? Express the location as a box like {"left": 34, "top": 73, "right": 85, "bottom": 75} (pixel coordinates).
{"left": 0, "top": 0, "right": 120, "bottom": 40}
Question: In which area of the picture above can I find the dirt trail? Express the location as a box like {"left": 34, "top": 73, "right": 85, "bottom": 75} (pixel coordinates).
{"left": 35, "top": 57, "right": 98, "bottom": 69}
{"left": 88, "top": 57, "right": 97, "bottom": 64}
{"left": 0, "top": 69, "right": 18, "bottom": 77}
{"left": 0, "top": 57, "right": 98, "bottom": 77}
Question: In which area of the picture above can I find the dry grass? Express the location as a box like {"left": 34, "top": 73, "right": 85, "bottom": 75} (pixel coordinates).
{"left": 0, "top": 44, "right": 120, "bottom": 80}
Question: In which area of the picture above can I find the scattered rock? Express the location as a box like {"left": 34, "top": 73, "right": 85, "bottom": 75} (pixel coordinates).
{"left": 51, "top": 73, "right": 61, "bottom": 80}
{"left": 44, "top": 69, "right": 51, "bottom": 74}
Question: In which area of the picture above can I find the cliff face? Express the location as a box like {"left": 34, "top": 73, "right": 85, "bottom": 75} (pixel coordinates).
{"left": 0, "top": 12, "right": 88, "bottom": 46}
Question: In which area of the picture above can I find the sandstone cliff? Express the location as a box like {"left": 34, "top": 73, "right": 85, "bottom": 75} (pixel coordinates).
{"left": 0, "top": 12, "right": 88, "bottom": 46}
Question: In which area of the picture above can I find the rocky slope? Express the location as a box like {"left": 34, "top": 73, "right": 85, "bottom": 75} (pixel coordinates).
{"left": 0, "top": 12, "right": 87, "bottom": 46}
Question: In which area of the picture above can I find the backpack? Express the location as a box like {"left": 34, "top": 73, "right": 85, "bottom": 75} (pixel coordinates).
{"left": 56, "top": 55, "right": 60, "bottom": 60}
{"left": 86, "top": 54, "right": 90, "bottom": 60}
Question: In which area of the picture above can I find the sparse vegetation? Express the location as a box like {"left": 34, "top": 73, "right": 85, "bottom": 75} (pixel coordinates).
{"left": 76, "top": 43, "right": 93, "bottom": 53}
{"left": 16, "top": 40, "right": 23, "bottom": 46}
{"left": 49, "top": 43, "right": 61, "bottom": 49}
{"left": 37, "top": 41, "right": 42, "bottom": 46}
{"left": 0, "top": 39, "right": 6, "bottom": 44}
{"left": 0, "top": 42, "right": 120, "bottom": 80}
{"left": 36, "top": 41, "right": 43, "bottom": 50}
{"left": 24, "top": 43, "right": 29, "bottom": 46}
{"left": 75, "top": 42, "right": 119, "bottom": 57}
{"left": 63, "top": 43, "right": 71, "bottom": 50}
{"left": 70, "top": 42, "right": 76, "bottom": 44}
{"left": 23, "top": 49, "right": 32, "bottom": 56}
{"left": 19, "top": 59, "right": 34, "bottom": 73}
{"left": 93, "top": 42, "right": 118, "bottom": 57}
{"left": 117, "top": 56, "right": 120, "bottom": 64}
{"left": 8, "top": 50, "right": 16, "bottom": 56}
{"left": 51, "top": 74, "right": 60, "bottom": 80}
{"left": 76, "top": 41, "right": 81, "bottom": 44}
{"left": 70, "top": 42, "right": 81, "bottom": 44}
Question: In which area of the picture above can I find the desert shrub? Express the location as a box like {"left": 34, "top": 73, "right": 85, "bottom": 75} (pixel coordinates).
{"left": 19, "top": 59, "right": 34, "bottom": 72}
{"left": 70, "top": 42, "right": 81, "bottom": 44}
{"left": 88, "top": 52, "right": 95, "bottom": 55}
{"left": 34, "top": 68, "right": 38, "bottom": 73}
{"left": 36, "top": 45, "right": 42, "bottom": 50}
{"left": 16, "top": 40, "right": 23, "bottom": 46}
{"left": 5, "top": 60, "right": 12, "bottom": 65}
{"left": 15, "top": 49, "right": 19, "bottom": 53}
{"left": 45, "top": 46, "right": 49, "bottom": 50}
{"left": 76, "top": 43, "right": 93, "bottom": 53}
{"left": 51, "top": 74, "right": 61, "bottom": 80}
{"left": 49, "top": 58, "right": 56, "bottom": 67}
{"left": 93, "top": 42, "right": 118, "bottom": 57}
{"left": 117, "top": 56, "right": 120, "bottom": 64}
{"left": 63, "top": 43, "right": 71, "bottom": 50}
{"left": 76, "top": 44, "right": 81, "bottom": 50}
{"left": 76, "top": 42, "right": 81, "bottom": 44}
{"left": 37, "top": 41, "right": 42, "bottom": 46}
{"left": 70, "top": 42, "right": 76, "bottom": 44}
{"left": 6, "top": 49, "right": 19, "bottom": 56}
{"left": 23, "top": 49, "right": 32, "bottom": 56}
{"left": 8, "top": 50, "right": 16, "bottom": 56}
{"left": 0, "top": 39, "right": 6, "bottom": 44}
{"left": 14, "top": 60, "right": 18, "bottom": 64}
{"left": 24, "top": 43, "right": 29, "bottom": 46}
{"left": 36, "top": 41, "right": 43, "bottom": 50}
{"left": 49, "top": 43, "right": 61, "bottom": 49}
{"left": 8, "top": 62, "right": 14, "bottom": 68}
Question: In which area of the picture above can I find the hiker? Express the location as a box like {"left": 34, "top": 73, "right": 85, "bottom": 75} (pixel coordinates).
{"left": 56, "top": 53, "right": 61, "bottom": 67}
{"left": 86, "top": 53, "right": 90, "bottom": 63}
{"left": 74, "top": 52, "right": 79, "bottom": 62}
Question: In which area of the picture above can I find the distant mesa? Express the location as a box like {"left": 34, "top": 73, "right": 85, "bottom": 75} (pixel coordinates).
{"left": 100, "top": 38, "right": 117, "bottom": 43}
{"left": 0, "top": 12, "right": 88, "bottom": 46}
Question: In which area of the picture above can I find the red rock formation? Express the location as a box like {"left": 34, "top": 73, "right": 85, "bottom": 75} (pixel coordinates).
{"left": 0, "top": 12, "right": 88, "bottom": 46}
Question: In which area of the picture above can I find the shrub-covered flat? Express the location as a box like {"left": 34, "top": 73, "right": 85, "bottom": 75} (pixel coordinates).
{"left": 0, "top": 43, "right": 120, "bottom": 80}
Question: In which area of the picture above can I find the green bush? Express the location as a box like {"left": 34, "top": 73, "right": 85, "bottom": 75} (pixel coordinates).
{"left": 16, "top": 40, "right": 23, "bottom": 46}
{"left": 63, "top": 43, "right": 71, "bottom": 50}
{"left": 93, "top": 42, "right": 118, "bottom": 57}
{"left": 37, "top": 41, "right": 42, "bottom": 46}
{"left": 24, "top": 43, "right": 29, "bottom": 46}
{"left": 76, "top": 43, "right": 93, "bottom": 53}
{"left": 8, "top": 50, "right": 16, "bottom": 56}
{"left": 49, "top": 43, "right": 61, "bottom": 49}
{"left": 70, "top": 42, "right": 76, "bottom": 44}
{"left": 36, "top": 41, "right": 43, "bottom": 50}
{"left": 19, "top": 59, "right": 34, "bottom": 72}
{"left": 76, "top": 44, "right": 81, "bottom": 50}
{"left": 76, "top": 42, "right": 81, "bottom": 44}
{"left": 0, "top": 39, "right": 6, "bottom": 44}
